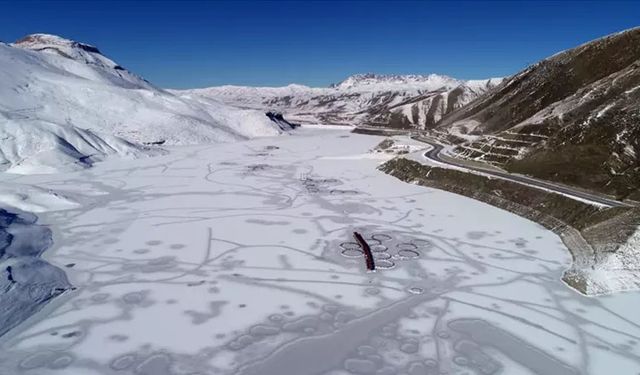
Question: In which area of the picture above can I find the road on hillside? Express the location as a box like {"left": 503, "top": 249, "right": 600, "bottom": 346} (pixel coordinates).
{"left": 412, "top": 136, "right": 633, "bottom": 208}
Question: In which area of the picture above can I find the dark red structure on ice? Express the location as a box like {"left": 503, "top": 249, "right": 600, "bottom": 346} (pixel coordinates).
{"left": 353, "top": 231, "right": 375, "bottom": 271}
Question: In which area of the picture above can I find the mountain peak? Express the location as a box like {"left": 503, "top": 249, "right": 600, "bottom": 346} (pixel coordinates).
{"left": 12, "top": 33, "right": 111, "bottom": 66}
{"left": 332, "top": 73, "right": 461, "bottom": 91}
{"left": 11, "top": 33, "right": 154, "bottom": 90}
{"left": 14, "top": 33, "right": 102, "bottom": 54}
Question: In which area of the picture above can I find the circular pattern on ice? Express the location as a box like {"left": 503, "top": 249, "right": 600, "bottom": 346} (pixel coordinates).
{"left": 398, "top": 249, "right": 420, "bottom": 259}
{"left": 375, "top": 260, "right": 395, "bottom": 269}
{"left": 340, "top": 242, "right": 361, "bottom": 250}
{"left": 371, "top": 234, "right": 392, "bottom": 242}
{"left": 373, "top": 252, "right": 391, "bottom": 260}
{"left": 397, "top": 242, "right": 418, "bottom": 250}
{"left": 370, "top": 244, "right": 388, "bottom": 252}
{"left": 341, "top": 249, "right": 365, "bottom": 258}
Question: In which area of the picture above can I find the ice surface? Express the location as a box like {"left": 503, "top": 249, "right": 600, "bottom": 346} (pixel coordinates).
{"left": 0, "top": 129, "right": 638, "bottom": 374}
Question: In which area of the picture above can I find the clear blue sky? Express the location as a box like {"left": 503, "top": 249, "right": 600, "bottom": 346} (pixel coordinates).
{"left": 1, "top": 0, "right": 638, "bottom": 88}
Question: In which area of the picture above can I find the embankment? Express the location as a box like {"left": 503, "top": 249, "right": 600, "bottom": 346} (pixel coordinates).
{"left": 379, "top": 157, "right": 640, "bottom": 295}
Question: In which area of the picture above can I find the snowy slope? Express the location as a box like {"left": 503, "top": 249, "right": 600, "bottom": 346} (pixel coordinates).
{"left": 13, "top": 34, "right": 155, "bottom": 90}
{"left": 0, "top": 119, "right": 146, "bottom": 174}
{"left": 0, "top": 182, "right": 79, "bottom": 212}
{"left": 177, "top": 74, "right": 503, "bottom": 127}
{"left": 0, "top": 34, "right": 286, "bottom": 174}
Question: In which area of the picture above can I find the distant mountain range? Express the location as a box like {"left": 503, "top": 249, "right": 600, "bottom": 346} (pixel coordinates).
{"left": 176, "top": 74, "right": 503, "bottom": 128}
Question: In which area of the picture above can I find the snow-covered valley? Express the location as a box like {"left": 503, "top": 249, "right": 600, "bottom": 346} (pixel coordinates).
{"left": 1, "top": 128, "right": 639, "bottom": 375}
{"left": 1, "top": 22, "right": 640, "bottom": 375}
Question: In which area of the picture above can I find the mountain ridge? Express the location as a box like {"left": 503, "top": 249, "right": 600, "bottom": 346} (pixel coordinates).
{"left": 432, "top": 26, "right": 640, "bottom": 201}
{"left": 177, "top": 74, "right": 504, "bottom": 127}
{"left": 12, "top": 33, "right": 155, "bottom": 90}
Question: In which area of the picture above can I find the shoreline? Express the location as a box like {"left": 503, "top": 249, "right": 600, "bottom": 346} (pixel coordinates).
{"left": 0, "top": 207, "right": 72, "bottom": 338}
{"left": 378, "top": 157, "right": 640, "bottom": 296}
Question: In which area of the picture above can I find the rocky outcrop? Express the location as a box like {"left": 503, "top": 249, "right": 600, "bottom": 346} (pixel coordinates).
{"left": 266, "top": 112, "right": 300, "bottom": 130}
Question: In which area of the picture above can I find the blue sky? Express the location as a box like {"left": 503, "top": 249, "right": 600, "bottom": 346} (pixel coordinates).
{"left": 1, "top": 1, "right": 638, "bottom": 88}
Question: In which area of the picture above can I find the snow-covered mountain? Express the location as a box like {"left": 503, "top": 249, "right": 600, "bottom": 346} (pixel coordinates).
{"left": 330, "top": 73, "right": 460, "bottom": 91}
{"left": 434, "top": 27, "right": 640, "bottom": 201}
{"left": 13, "top": 34, "right": 155, "bottom": 90}
{"left": 176, "top": 74, "right": 503, "bottom": 128}
{"left": 0, "top": 34, "right": 288, "bottom": 174}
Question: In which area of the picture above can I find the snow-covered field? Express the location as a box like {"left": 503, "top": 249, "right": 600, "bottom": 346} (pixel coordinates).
{"left": 1, "top": 128, "right": 639, "bottom": 374}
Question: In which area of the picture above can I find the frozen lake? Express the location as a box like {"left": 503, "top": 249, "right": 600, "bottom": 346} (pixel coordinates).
{"left": 1, "top": 128, "right": 639, "bottom": 374}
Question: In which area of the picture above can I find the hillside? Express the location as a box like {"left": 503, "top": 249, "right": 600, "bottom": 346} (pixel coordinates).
{"left": 0, "top": 34, "right": 288, "bottom": 174}
{"left": 434, "top": 27, "right": 640, "bottom": 201}
{"left": 177, "top": 74, "right": 503, "bottom": 128}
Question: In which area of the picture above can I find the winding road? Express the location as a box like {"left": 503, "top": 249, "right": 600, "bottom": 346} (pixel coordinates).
{"left": 412, "top": 135, "right": 633, "bottom": 208}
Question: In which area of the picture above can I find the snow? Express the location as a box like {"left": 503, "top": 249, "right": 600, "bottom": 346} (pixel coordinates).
{"left": 464, "top": 77, "right": 505, "bottom": 92}
{"left": 177, "top": 75, "right": 502, "bottom": 128}
{"left": 0, "top": 183, "right": 79, "bottom": 212}
{"left": 0, "top": 128, "right": 638, "bottom": 374}
{"left": 0, "top": 119, "right": 149, "bottom": 174}
{"left": 625, "top": 85, "right": 640, "bottom": 95}
{"left": 623, "top": 144, "right": 636, "bottom": 158}
{"left": 333, "top": 73, "right": 461, "bottom": 92}
{"left": 447, "top": 119, "right": 482, "bottom": 141}
{"left": 596, "top": 103, "right": 616, "bottom": 118}
{"left": 582, "top": 226, "right": 640, "bottom": 294}
{"left": 0, "top": 35, "right": 285, "bottom": 174}
{"left": 13, "top": 33, "right": 155, "bottom": 90}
